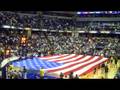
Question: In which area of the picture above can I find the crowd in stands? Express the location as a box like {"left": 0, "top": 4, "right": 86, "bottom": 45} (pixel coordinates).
{"left": 0, "top": 29, "right": 120, "bottom": 61}
{"left": 0, "top": 11, "right": 74, "bottom": 30}
{"left": 0, "top": 11, "right": 120, "bottom": 31}
{"left": 30, "top": 32, "right": 120, "bottom": 58}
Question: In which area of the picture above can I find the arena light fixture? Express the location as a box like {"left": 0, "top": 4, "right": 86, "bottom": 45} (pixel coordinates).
{"left": 77, "top": 12, "right": 82, "bottom": 14}
{"left": 89, "top": 12, "right": 95, "bottom": 14}
{"left": 66, "top": 31, "right": 71, "bottom": 33}
{"left": 95, "top": 11, "right": 101, "bottom": 14}
{"left": 32, "top": 28, "right": 40, "bottom": 31}
{"left": 77, "top": 11, "right": 120, "bottom": 14}
{"left": 118, "top": 11, "right": 120, "bottom": 14}
{"left": 18, "top": 27, "right": 23, "bottom": 30}
{"left": 115, "top": 32, "right": 120, "bottom": 34}
{"left": 11, "top": 26, "right": 16, "bottom": 29}
{"left": 100, "top": 31, "right": 110, "bottom": 34}
{"left": 109, "top": 11, "right": 113, "bottom": 14}
{"left": 89, "top": 31, "right": 97, "bottom": 33}
{"left": 82, "top": 12, "right": 88, "bottom": 14}
{"left": 51, "top": 30, "right": 56, "bottom": 32}
{"left": 78, "top": 31, "right": 85, "bottom": 33}
{"left": 2, "top": 25, "right": 10, "bottom": 29}
{"left": 42, "top": 29, "right": 47, "bottom": 31}
{"left": 24, "top": 27, "right": 31, "bottom": 30}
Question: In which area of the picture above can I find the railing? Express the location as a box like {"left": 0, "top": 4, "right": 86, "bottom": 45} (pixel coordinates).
{"left": 0, "top": 56, "right": 19, "bottom": 68}
{"left": 0, "top": 53, "right": 33, "bottom": 68}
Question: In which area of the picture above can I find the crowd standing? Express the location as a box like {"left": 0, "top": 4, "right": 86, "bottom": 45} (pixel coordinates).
{"left": 0, "top": 30, "right": 120, "bottom": 58}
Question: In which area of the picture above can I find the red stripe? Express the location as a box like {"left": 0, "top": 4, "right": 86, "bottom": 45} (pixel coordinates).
{"left": 63, "top": 55, "right": 85, "bottom": 64}
{"left": 63, "top": 57, "right": 103, "bottom": 76}
{"left": 48, "top": 56, "right": 94, "bottom": 73}
{"left": 39, "top": 54, "right": 60, "bottom": 58}
{"left": 53, "top": 55, "right": 79, "bottom": 62}
{"left": 40, "top": 54, "right": 70, "bottom": 61}
{"left": 47, "top": 54, "right": 70, "bottom": 60}
{"left": 79, "top": 59, "right": 108, "bottom": 76}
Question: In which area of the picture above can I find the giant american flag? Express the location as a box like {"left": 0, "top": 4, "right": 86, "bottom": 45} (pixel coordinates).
{"left": 12, "top": 54, "right": 108, "bottom": 78}
{"left": 40, "top": 54, "right": 108, "bottom": 77}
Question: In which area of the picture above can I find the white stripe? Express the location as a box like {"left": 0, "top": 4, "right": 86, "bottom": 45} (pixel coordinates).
{"left": 40, "top": 54, "right": 68, "bottom": 59}
{"left": 16, "top": 61, "right": 21, "bottom": 67}
{"left": 40, "top": 56, "right": 61, "bottom": 59}
{"left": 45, "top": 56, "right": 92, "bottom": 71}
{"left": 58, "top": 55, "right": 83, "bottom": 63}
{"left": 54, "top": 56, "right": 100, "bottom": 74}
{"left": 33, "top": 58, "right": 41, "bottom": 67}
{"left": 23, "top": 60, "right": 27, "bottom": 67}
{"left": 40, "top": 60, "right": 46, "bottom": 67}
{"left": 28, "top": 59, "right": 36, "bottom": 70}
{"left": 47, "top": 54, "right": 76, "bottom": 62}
{"left": 74, "top": 58, "right": 108, "bottom": 76}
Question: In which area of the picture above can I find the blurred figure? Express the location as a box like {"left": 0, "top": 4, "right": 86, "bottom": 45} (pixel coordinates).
{"left": 69, "top": 72, "right": 74, "bottom": 79}
{"left": 74, "top": 74, "right": 79, "bottom": 79}
{"left": 40, "top": 67, "right": 45, "bottom": 79}
{"left": 104, "top": 65, "right": 109, "bottom": 79}
{"left": 23, "top": 66, "right": 27, "bottom": 79}
{"left": 59, "top": 72, "right": 64, "bottom": 79}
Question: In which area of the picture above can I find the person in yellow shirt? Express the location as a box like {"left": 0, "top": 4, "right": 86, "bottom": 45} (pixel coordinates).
{"left": 40, "top": 67, "right": 45, "bottom": 79}
{"left": 8, "top": 65, "right": 14, "bottom": 72}
{"left": 10, "top": 65, "right": 14, "bottom": 69}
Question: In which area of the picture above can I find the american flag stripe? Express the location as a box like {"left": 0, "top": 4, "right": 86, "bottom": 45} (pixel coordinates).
{"left": 48, "top": 56, "right": 98, "bottom": 73}
{"left": 44, "top": 56, "right": 92, "bottom": 71}
{"left": 52, "top": 59, "right": 107, "bottom": 77}
{"left": 50, "top": 55, "right": 80, "bottom": 62}
{"left": 73, "top": 58, "right": 108, "bottom": 76}
{"left": 40, "top": 55, "right": 108, "bottom": 77}
{"left": 40, "top": 54, "right": 69, "bottom": 60}
{"left": 40, "top": 54, "right": 69, "bottom": 61}
{"left": 63, "top": 57, "right": 102, "bottom": 75}
{"left": 47, "top": 54, "right": 76, "bottom": 62}
{"left": 28, "top": 59, "right": 36, "bottom": 69}
{"left": 32, "top": 58, "right": 40, "bottom": 69}
{"left": 58, "top": 55, "right": 84, "bottom": 63}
